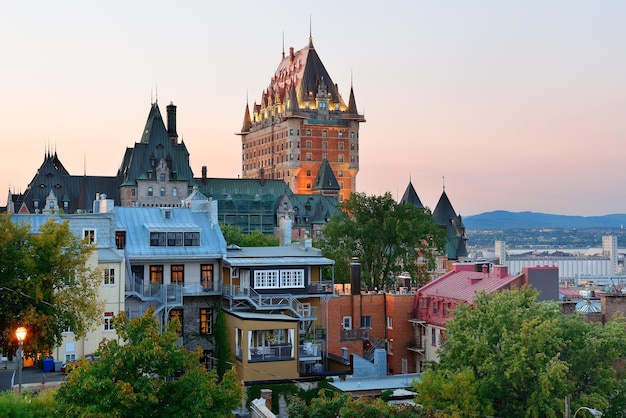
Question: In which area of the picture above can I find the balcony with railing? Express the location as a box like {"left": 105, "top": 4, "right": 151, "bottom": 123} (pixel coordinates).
{"left": 125, "top": 280, "right": 183, "bottom": 306}
{"left": 407, "top": 338, "right": 425, "bottom": 353}
{"left": 340, "top": 328, "right": 370, "bottom": 341}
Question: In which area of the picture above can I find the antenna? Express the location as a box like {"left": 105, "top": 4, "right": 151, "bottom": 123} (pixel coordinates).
{"left": 282, "top": 31, "right": 285, "bottom": 58}
{"left": 442, "top": 175, "right": 446, "bottom": 191}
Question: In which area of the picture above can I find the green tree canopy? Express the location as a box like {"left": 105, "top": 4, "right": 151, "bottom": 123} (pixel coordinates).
{"left": 55, "top": 307, "right": 243, "bottom": 417}
{"left": 0, "top": 215, "right": 101, "bottom": 354}
{"left": 415, "top": 287, "right": 626, "bottom": 417}
{"left": 220, "top": 224, "right": 279, "bottom": 247}
{"left": 317, "top": 192, "right": 445, "bottom": 289}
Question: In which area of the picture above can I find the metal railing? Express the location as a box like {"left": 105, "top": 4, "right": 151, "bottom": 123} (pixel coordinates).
{"left": 340, "top": 328, "right": 370, "bottom": 340}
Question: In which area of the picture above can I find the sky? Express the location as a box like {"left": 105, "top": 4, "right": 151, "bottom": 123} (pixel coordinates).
{"left": 1, "top": 1, "right": 625, "bottom": 217}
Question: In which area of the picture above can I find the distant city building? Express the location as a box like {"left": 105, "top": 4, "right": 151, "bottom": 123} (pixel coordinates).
{"left": 602, "top": 235, "right": 619, "bottom": 274}
{"left": 237, "top": 34, "right": 365, "bottom": 202}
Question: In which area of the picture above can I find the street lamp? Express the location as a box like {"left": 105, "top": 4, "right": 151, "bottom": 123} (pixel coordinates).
{"left": 573, "top": 407, "right": 603, "bottom": 418}
{"left": 15, "top": 326, "right": 27, "bottom": 394}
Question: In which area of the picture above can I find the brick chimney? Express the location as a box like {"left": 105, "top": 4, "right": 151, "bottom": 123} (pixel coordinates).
{"left": 166, "top": 102, "right": 178, "bottom": 145}
{"left": 260, "top": 389, "right": 272, "bottom": 412}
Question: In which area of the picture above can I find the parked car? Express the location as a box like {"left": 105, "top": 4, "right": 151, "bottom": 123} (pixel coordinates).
{"left": 61, "top": 354, "right": 101, "bottom": 373}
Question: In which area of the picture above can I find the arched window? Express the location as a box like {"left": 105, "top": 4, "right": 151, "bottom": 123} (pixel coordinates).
{"left": 147, "top": 187, "right": 153, "bottom": 197}
{"left": 172, "top": 187, "right": 177, "bottom": 197}
{"left": 160, "top": 187, "right": 166, "bottom": 197}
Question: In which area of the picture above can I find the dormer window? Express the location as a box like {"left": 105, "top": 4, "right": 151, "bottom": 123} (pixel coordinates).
{"left": 160, "top": 173, "right": 166, "bottom": 182}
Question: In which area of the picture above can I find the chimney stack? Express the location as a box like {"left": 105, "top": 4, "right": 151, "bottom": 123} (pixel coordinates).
{"left": 166, "top": 101, "right": 178, "bottom": 145}
{"left": 202, "top": 166, "right": 208, "bottom": 185}
{"left": 350, "top": 258, "right": 361, "bottom": 295}
{"left": 260, "top": 389, "right": 272, "bottom": 412}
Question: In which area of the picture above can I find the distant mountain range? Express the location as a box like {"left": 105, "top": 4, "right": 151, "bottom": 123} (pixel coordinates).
{"left": 463, "top": 211, "right": 626, "bottom": 230}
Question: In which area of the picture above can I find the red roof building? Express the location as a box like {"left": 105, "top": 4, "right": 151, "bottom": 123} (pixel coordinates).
{"left": 409, "top": 263, "right": 558, "bottom": 370}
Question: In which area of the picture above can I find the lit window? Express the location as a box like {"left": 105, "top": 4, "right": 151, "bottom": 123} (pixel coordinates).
{"left": 170, "top": 309, "right": 183, "bottom": 336}
{"left": 150, "top": 265, "right": 164, "bottom": 284}
{"left": 200, "top": 308, "right": 213, "bottom": 334}
{"left": 171, "top": 265, "right": 184, "bottom": 285}
{"left": 201, "top": 264, "right": 213, "bottom": 290}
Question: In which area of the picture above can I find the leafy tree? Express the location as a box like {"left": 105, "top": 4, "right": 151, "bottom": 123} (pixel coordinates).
{"left": 415, "top": 287, "right": 626, "bottom": 417}
{"left": 55, "top": 308, "right": 243, "bottom": 417}
{"left": 0, "top": 215, "right": 101, "bottom": 354}
{"left": 287, "top": 390, "right": 426, "bottom": 417}
{"left": 220, "top": 224, "right": 279, "bottom": 247}
{"left": 317, "top": 192, "right": 445, "bottom": 289}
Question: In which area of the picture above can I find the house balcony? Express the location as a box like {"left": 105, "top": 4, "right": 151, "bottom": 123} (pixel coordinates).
{"left": 408, "top": 311, "right": 426, "bottom": 324}
{"left": 340, "top": 328, "right": 370, "bottom": 341}
{"left": 125, "top": 281, "right": 183, "bottom": 306}
{"left": 224, "top": 286, "right": 320, "bottom": 319}
{"left": 181, "top": 282, "right": 222, "bottom": 296}
{"left": 237, "top": 344, "right": 295, "bottom": 363}
{"left": 407, "top": 338, "right": 425, "bottom": 354}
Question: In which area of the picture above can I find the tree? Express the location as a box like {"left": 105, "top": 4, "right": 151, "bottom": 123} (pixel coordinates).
{"left": 220, "top": 224, "right": 279, "bottom": 247}
{"left": 0, "top": 215, "right": 101, "bottom": 354}
{"left": 317, "top": 192, "right": 445, "bottom": 289}
{"left": 287, "top": 390, "right": 426, "bottom": 418}
{"left": 415, "top": 287, "right": 626, "bottom": 417}
{"left": 55, "top": 307, "right": 243, "bottom": 417}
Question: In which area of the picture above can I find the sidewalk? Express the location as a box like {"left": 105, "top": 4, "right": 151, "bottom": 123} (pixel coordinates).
{"left": 0, "top": 362, "right": 66, "bottom": 393}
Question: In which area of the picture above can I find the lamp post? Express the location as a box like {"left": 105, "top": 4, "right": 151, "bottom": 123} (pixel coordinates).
{"left": 15, "top": 326, "right": 27, "bottom": 394}
{"left": 573, "top": 407, "right": 603, "bottom": 418}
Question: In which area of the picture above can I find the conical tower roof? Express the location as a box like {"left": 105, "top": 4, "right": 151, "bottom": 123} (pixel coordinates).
{"left": 240, "top": 103, "right": 252, "bottom": 133}
{"left": 312, "top": 157, "right": 340, "bottom": 192}
{"left": 400, "top": 181, "right": 424, "bottom": 208}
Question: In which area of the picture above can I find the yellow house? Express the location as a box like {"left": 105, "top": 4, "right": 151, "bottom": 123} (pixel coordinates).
{"left": 223, "top": 240, "right": 352, "bottom": 384}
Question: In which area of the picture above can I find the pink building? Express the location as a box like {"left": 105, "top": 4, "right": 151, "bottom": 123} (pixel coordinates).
{"left": 408, "top": 263, "right": 558, "bottom": 370}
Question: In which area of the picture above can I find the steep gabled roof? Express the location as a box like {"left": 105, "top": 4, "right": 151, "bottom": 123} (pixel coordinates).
{"left": 312, "top": 157, "right": 340, "bottom": 192}
{"left": 400, "top": 181, "right": 424, "bottom": 208}
{"left": 432, "top": 190, "right": 456, "bottom": 225}
{"left": 117, "top": 102, "right": 194, "bottom": 186}
{"left": 267, "top": 37, "right": 346, "bottom": 111}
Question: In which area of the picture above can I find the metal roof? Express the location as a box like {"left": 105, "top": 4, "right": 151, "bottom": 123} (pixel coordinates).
{"left": 226, "top": 311, "right": 299, "bottom": 322}
{"left": 114, "top": 206, "right": 226, "bottom": 260}
{"left": 224, "top": 244, "right": 333, "bottom": 267}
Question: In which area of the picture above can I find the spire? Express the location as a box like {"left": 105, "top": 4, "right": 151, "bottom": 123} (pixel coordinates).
{"left": 347, "top": 85, "right": 358, "bottom": 114}
{"left": 240, "top": 102, "right": 252, "bottom": 133}
{"left": 308, "top": 15, "right": 314, "bottom": 48}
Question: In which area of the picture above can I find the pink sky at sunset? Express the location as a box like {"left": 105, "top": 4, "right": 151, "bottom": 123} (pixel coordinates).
{"left": 1, "top": 1, "right": 625, "bottom": 216}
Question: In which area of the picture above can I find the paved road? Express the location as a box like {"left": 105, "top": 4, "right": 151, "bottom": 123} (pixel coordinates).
{"left": 0, "top": 366, "right": 66, "bottom": 392}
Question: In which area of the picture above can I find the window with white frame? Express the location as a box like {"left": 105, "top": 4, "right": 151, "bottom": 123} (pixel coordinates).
{"left": 83, "top": 229, "right": 96, "bottom": 244}
{"left": 342, "top": 316, "right": 352, "bottom": 330}
{"left": 103, "top": 312, "right": 114, "bottom": 331}
{"left": 387, "top": 315, "right": 393, "bottom": 329}
{"left": 280, "top": 269, "right": 305, "bottom": 288}
{"left": 254, "top": 270, "right": 279, "bottom": 288}
{"left": 103, "top": 268, "right": 115, "bottom": 286}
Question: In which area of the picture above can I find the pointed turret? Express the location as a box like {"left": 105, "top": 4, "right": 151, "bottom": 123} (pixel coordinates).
{"left": 347, "top": 86, "right": 358, "bottom": 114}
{"left": 240, "top": 102, "right": 252, "bottom": 133}
{"left": 432, "top": 189, "right": 469, "bottom": 260}
{"left": 312, "top": 157, "right": 340, "bottom": 197}
{"left": 400, "top": 181, "right": 424, "bottom": 209}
